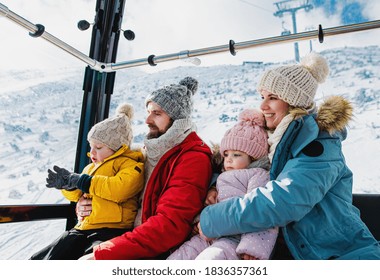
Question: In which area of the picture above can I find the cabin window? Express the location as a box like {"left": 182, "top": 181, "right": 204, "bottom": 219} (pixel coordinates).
{"left": 1, "top": 0, "right": 379, "bottom": 260}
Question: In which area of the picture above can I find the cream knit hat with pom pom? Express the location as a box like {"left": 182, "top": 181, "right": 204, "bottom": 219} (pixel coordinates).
{"left": 257, "top": 52, "right": 329, "bottom": 108}
{"left": 87, "top": 103, "right": 134, "bottom": 151}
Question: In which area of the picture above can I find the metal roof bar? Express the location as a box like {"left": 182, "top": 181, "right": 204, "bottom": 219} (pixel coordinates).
{"left": 1, "top": 3, "right": 380, "bottom": 72}
{"left": 0, "top": 3, "right": 102, "bottom": 70}
{"left": 112, "top": 20, "right": 380, "bottom": 70}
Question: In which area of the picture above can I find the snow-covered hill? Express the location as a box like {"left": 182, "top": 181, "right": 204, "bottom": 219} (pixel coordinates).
{"left": 0, "top": 45, "right": 379, "bottom": 259}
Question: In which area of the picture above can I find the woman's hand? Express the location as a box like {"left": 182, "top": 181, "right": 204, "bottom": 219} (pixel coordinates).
{"left": 198, "top": 222, "right": 214, "bottom": 242}
{"left": 76, "top": 195, "right": 92, "bottom": 222}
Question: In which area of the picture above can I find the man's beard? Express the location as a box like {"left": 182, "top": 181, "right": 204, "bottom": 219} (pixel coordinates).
{"left": 146, "top": 129, "right": 165, "bottom": 139}
{"left": 146, "top": 120, "right": 173, "bottom": 139}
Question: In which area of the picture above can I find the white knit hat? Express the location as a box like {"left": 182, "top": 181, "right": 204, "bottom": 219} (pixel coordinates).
{"left": 257, "top": 52, "right": 329, "bottom": 108}
{"left": 87, "top": 103, "right": 134, "bottom": 151}
{"left": 145, "top": 77, "right": 198, "bottom": 120}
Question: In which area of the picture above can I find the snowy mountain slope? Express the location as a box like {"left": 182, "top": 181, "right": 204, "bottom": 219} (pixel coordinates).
{"left": 0, "top": 45, "right": 379, "bottom": 259}
{"left": 0, "top": 67, "right": 84, "bottom": 205}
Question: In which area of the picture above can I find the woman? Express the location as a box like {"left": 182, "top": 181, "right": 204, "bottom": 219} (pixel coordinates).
{"left": 199, "top": 52, "right": 380, "bottom": 260}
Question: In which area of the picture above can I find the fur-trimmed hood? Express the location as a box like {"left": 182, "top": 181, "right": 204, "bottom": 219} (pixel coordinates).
{"left": 209, "top": 142, "right": 223, "bottom": 173}
{"left": 316, "top": 95, "right": 353, "bottom": 134}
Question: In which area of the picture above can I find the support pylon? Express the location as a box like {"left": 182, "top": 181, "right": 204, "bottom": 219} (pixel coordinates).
{"left": 274, "top": 0, "right": 313, "bottom": 61}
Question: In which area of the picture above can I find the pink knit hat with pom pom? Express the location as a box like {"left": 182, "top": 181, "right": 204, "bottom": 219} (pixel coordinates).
{"left": 220, "top": 109, "right": 268, "bottom": 159}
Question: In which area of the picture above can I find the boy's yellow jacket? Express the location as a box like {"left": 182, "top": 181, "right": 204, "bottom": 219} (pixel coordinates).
{"left": 62, "top": 144, "right": 144, "bottom": 230}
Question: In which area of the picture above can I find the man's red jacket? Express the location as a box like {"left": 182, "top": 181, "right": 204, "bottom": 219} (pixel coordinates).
{"left": 93, "top": 132, "right": 212, "bottom": 259}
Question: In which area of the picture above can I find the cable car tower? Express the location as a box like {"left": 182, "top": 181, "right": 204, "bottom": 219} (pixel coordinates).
{"left": 274, "top": 0, "right": 313, "bottom": 61}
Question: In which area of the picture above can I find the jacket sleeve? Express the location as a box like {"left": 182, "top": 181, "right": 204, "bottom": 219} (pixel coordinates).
{"left": 200, "top": 142, "right": 346, "bottom": 238}
{"left": 234, "top": 168, "right": 278, "bottom": 260}
{"left": 216, "top": 170, "right": 249, "bottom": 201}
{"left": 61, "top": 189, "right": 82, "bottom": 202}
{"left": 236, "top": 227, "right": 278, "bottom": 259}
{"left": 61, "top": 163, "right": 92, "bottom": 202}
{"left": 93, "top": 151, "right": 212, "bottom": 259}
{"left": 89, "top": 159, "right": 144, "bottom": 203}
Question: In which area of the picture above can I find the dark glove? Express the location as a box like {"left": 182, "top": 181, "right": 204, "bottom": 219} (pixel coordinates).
{"left": 46, "top": 165, "right": 80, "bottom": 191}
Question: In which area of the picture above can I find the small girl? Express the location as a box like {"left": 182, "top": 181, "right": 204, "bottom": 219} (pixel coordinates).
{"left": 167, "top": 109, "right": 278, "bottom": 260}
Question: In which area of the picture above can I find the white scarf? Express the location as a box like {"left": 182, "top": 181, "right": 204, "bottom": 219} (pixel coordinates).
{"left": 267, "top": 114, "right": 295, "bottom": 163}
{"left": 267, "top": 103, "right": 317, "bottom": 164}
{"left": 143, "top": 119, "right": 196, "bottom": 180}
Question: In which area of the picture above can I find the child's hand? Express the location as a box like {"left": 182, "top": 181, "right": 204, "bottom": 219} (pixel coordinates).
{"left": 205, "top": 187, "right": 218, "bottom": 206}
{"left": 46, "top": 165, "right": 80, "bottom": 191}
{"left": 240, "top": 254, "right": 260, "bottom": 260}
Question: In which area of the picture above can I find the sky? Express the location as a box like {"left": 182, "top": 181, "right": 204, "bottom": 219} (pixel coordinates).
{"left": 1, "top": 0, "right": 380, "bottom": 73}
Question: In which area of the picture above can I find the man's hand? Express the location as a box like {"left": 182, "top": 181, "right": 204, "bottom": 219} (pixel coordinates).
{"left": 76, "top": 195, "right": 93, "bottom": 222}
{"left": 78, "top": 252, "right": 94, "bottom": 260}
{"left": 46, "top": 165, "right": 80, "bottom": 191}
{"left": 191, "top": 223, "right": 199, "bottom": 236}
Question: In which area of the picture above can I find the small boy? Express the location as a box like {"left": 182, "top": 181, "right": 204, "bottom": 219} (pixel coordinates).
{"left": 30, "top": 103, "right": 144, "bottom": 260}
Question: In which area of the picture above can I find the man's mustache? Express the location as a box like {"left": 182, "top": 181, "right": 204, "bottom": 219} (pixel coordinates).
{"left": 147, "top": 124, "right": 158, "bottom": 129}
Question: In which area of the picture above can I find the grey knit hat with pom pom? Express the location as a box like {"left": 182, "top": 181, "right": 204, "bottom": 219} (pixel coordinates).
{"left": 87, "top": 103, "right": 134, "bottom": 151}
{"left": 257, "top": 52, "right": 329, "bottom": 108}
{"left": 145, "top": 76, "right": 198, "bottom": 120}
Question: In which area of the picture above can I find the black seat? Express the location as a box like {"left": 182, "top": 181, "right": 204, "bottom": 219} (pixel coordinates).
{"left": 352, "top": 193, "right": 380, "bottom": 241}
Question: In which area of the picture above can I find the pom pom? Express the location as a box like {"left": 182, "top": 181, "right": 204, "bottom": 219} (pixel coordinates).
{"left": 301, "top": 52, "right": 329, "bottom": 84}
{"left": 238, "top": 108, "right": 265, "bottom": 127}
{"left": 116, "top": 103, "right": 134, "bottom": 119}
{"left": 179, "top": 76, "right": 198, "bottom": 95}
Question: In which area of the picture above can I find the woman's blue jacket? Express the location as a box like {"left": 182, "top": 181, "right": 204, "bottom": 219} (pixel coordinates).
{"left": 200, "top": 96, "right": 380, "bottom": 259}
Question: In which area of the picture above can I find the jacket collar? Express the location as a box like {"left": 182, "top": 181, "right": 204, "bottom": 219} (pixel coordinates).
{"left": 269, "top": 115, "right": 317, "bottom": 180}
{"left": 291, "top": 115, "right": 319, "bottom": 156}
{"left": 86, "top": 144, "right": 141, "bottom": 175}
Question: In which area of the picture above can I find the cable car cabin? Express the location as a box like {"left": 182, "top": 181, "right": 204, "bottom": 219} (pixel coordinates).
{"left": 1, "top": 0, "right": 380, "bottom": 260}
